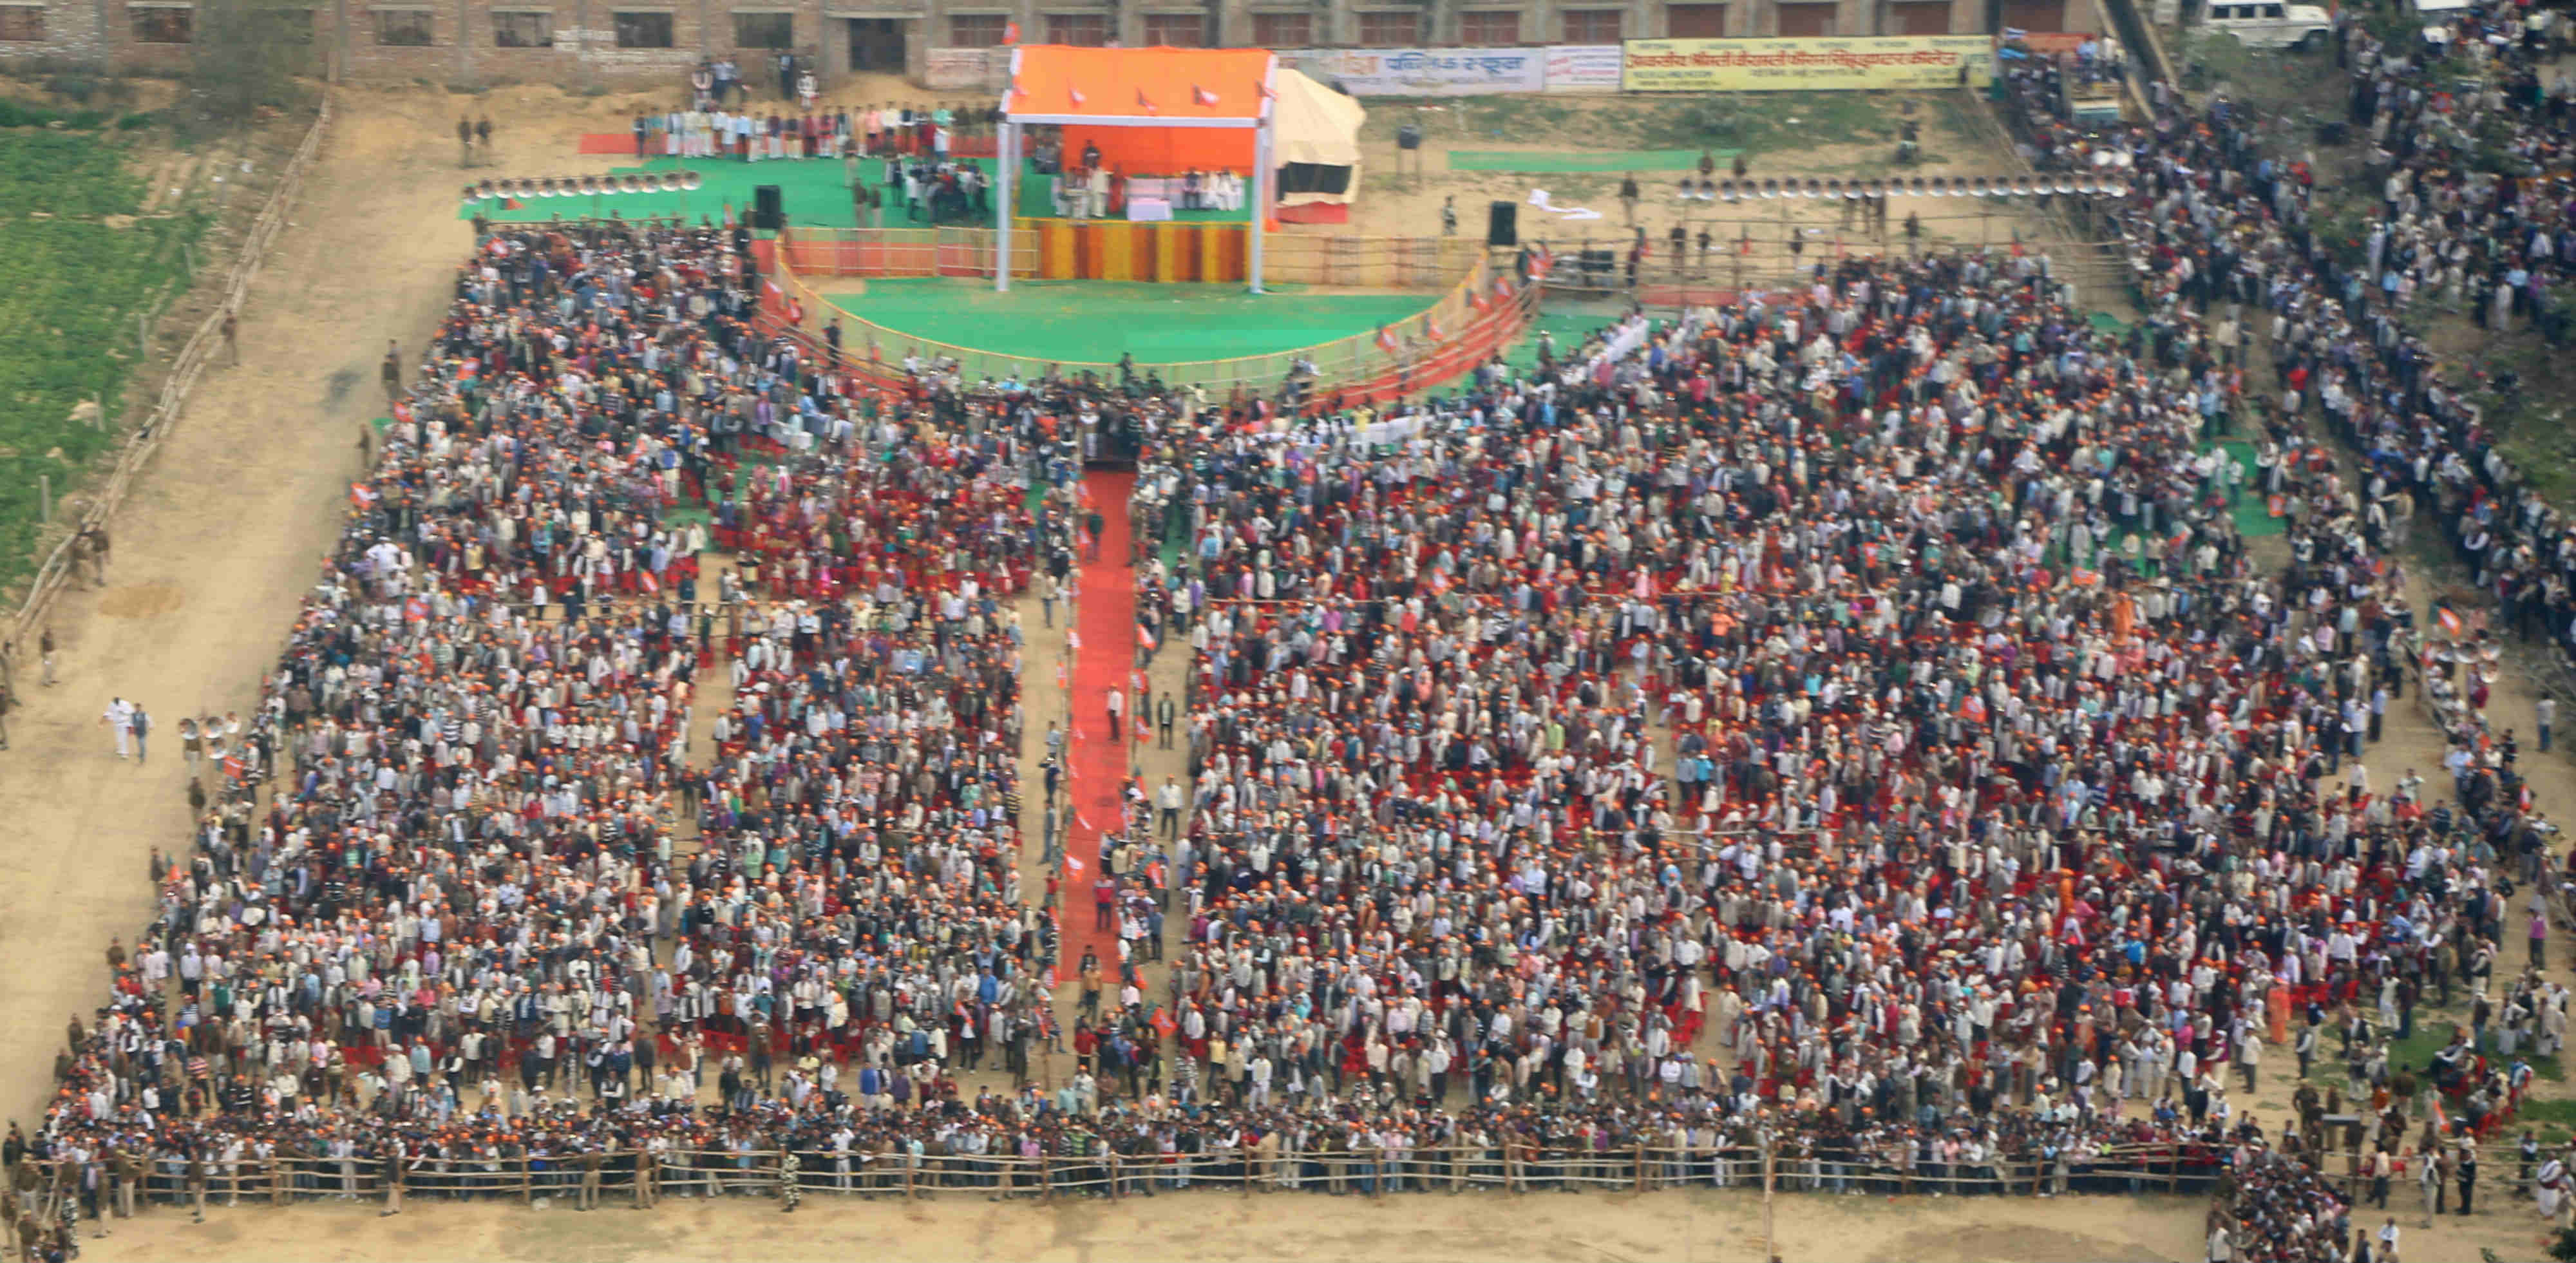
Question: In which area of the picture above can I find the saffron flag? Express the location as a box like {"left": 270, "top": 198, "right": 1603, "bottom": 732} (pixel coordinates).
{"left": 1137, "top": 88, "right": 1158, "bottom": 114}
{"left": 1003, "top": 19, "right": 1019, "bottom": 42}
{"left": 1375, "top": 326, "right": 1398, "bottom": 354}
{"left": 1192, "top": 84, "right": 1219, "bottom": 106}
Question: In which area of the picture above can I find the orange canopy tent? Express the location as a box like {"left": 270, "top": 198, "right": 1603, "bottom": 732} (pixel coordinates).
{"left": 995, "top": 45, "right": 1280, "bottom": 293}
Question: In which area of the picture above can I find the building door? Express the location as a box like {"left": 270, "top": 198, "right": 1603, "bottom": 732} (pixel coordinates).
{"left": 846, "top": 17, "right": 905, "bottom": 71}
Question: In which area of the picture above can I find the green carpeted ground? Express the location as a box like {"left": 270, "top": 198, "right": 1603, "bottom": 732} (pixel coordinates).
{"left": 1501, "top": 310, "right": 1619, "bottom": 374}
{"left": 823, "top": 279, "right": 1431, "bottom": 365}
{"left": 1448, "top": 149, "right": 1738, "bottom": 174}
{"left": 462, "top": 156, "right": 1256, "bottom": 229}
{"left": 462, "top": 157, "right": 868, "bottom": 228}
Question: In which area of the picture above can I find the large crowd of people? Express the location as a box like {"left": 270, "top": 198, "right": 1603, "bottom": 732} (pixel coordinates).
{"left": 16, "top": 6, "right": 2576, "bottom": 1260}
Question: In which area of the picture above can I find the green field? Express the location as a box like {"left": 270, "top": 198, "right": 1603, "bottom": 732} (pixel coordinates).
{"left": 824, "top": 279, "right": 1432, "bottom": 365}
{"left": 0, "top": 130, "right": 206, "bottom": 589}
{"left": 1448, "top": 149, "right": 1737, "bottom": 173}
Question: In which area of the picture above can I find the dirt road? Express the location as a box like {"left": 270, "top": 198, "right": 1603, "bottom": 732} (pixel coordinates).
{"left": 68, "top": 1182, "right": 2204, "bottom": 1263}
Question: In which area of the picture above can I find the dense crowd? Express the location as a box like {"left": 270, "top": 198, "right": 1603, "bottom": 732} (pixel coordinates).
{"left": 20, "top": 9, "right": 2576, "bottom": 1258}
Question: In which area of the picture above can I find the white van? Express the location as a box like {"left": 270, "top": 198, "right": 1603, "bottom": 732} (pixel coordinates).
{"left": 2411, "top": 0, "right": 2471, "bottom": 45}
{"left": 2204, "top": 1, "right": 2332, "bottom": 49}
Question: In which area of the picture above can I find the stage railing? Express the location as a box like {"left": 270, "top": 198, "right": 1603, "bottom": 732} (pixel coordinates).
{"left": 776, "top": 225, "right": 1041, "bottom": 281}
{"left": 769, "top": 229, "right": 1536, "bottom": 401}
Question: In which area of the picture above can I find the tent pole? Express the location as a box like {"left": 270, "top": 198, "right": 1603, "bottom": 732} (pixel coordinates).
{"left": 1249, "top": 117, "right": 1270, "bottom": 295}
{"left": 995, "top": 122, "right": 1015, "bottom": 292}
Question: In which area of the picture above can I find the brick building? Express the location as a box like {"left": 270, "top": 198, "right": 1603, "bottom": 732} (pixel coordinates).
{"left": 0, "top": 0, "right": 2099, "bottom": 89}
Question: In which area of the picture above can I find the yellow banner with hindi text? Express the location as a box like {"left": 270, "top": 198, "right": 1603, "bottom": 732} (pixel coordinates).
{"left": 1620, "top": 35, "right": 1996, "bottom": 91}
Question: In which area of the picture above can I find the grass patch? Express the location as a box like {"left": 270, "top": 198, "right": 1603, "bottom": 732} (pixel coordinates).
{"left": 0, "top": 130, "right": 207, "bottom": 591}
{"left": 2521, "top": 1097, "right": 2576, "bottom": 1143}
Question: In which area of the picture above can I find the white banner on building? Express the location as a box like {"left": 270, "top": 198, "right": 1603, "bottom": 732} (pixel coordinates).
{"left": 1278, "top": 47, "right": 1547, "bottom": 96}
{"left": 1543, "top": 44, "right": 1624, "bottom": 90}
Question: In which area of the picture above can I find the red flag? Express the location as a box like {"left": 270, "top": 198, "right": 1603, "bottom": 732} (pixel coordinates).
{"left": 1192, "top": 84, "right": 1219, "bottom": 106}
{"left": 1374, "top": 325, "right": 1397, "bottom": 354}
{"left": 1136, "top": 88, "right": 1158, "bottom": 114}
{"left": 1466, "top": 288, "right": 1490, "bottom": 313}
{"left": 1492, "top": 275, "right": 1515, "bottom": 303}
{"left": 1003, "top": 19, "right": 1019, "bottom": 42}
{"left": 502, "top": 196, "right": 523, "bottom": 209}
{"left": 1425, "top": 314, "right": 1446, "bottom": 341}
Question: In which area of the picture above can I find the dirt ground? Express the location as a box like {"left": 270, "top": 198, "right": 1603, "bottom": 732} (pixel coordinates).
{"left": 70, "top": 1184, "right": 2206, "bottom": 1262}
{"left": 4, "top": 77, "right": 2572, "bottom": 1262}
{"left": 1335, "top": 93, "right": 2074, "bottom": 274}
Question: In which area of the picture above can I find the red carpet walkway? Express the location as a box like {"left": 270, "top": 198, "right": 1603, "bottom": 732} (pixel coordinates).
{"left": 1062, "top": 470, "right": 1135, "bottom": 978}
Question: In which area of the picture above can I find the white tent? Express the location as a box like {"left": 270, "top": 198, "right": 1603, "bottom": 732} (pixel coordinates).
{"left": 1272, "top": 68, "right": 1365, "bottom": 208}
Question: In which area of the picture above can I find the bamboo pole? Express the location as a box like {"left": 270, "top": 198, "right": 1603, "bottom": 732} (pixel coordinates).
{"left": 1761, "top": 1143, "right": 1777, "bottom": 1263}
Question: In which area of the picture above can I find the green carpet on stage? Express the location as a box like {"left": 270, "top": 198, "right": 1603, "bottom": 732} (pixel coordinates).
{"left": 461, "top": 156, "right": 1257, "bottom": 229}
{"left": 820, "top": 278, "right": 1431, "bottom": 365}
{"left": 461, "top": 156, "right": 869, "bottom": 228}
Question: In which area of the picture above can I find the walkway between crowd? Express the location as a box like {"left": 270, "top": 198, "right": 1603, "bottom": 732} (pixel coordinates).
{"left": 1063, "top": 470, "right": 1139, "bottom": 978}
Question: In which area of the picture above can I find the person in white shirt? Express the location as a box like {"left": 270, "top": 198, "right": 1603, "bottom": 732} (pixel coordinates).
{"left": 100, "top": 696, "right": 133, "bottom": 758}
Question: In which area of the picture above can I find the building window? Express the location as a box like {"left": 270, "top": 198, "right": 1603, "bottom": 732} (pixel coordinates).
{"left": 1457, "top": 8, "right": 1517, "bottom": 43}
{"left": 373, "top": 7, "right": 430, "bottom": 41}
{"left": 1775, "top": 0, "right": 1832, "bottom": 33}
{"left": 1249, "top": 11, "right": 1307, "bottom": 44}
{"left": 612, "top": 9, "right": 671, "bottom": 45}
{"left": 1888, "top": 0, "right": 1947, "bottom": 32}
{"left": 733, "top": 11, "right": 790, "bottom": 46}
{"left": 1665, "top": 1, "right": 1725, "bottom": 34}
{"left": 1354, "top": 8, "right": 1417, "bottom": 43}
{"left": 1561, "top": 6, "right": 1619, "bottom": 40}
{"left": 1998, "top": 0, "right": 2063, "bottom": 28}
{"left": 1141, "top": 10, "right": 1200, "bottom": 44}
{"left": 1045, "top": 12, "right": 1106, "bottom": 44}
{"left": 0, "top": 5, "right": 43, "bottom": 40}
{"left": 267, "top": 5, "right": 315, "bottom": 39}
{"left": 948, "top": 12, "right": 1005, "bottom": 44}
{"left": 492, "top": 9, "right": 551, "bottom": 44}
{"left": 130, "top": 5, "right": 191, "bottom": 41}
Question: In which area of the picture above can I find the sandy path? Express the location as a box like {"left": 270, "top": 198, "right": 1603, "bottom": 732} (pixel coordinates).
{"left": 66, "top": 1182, "right": 2204, "bottom": 1263}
